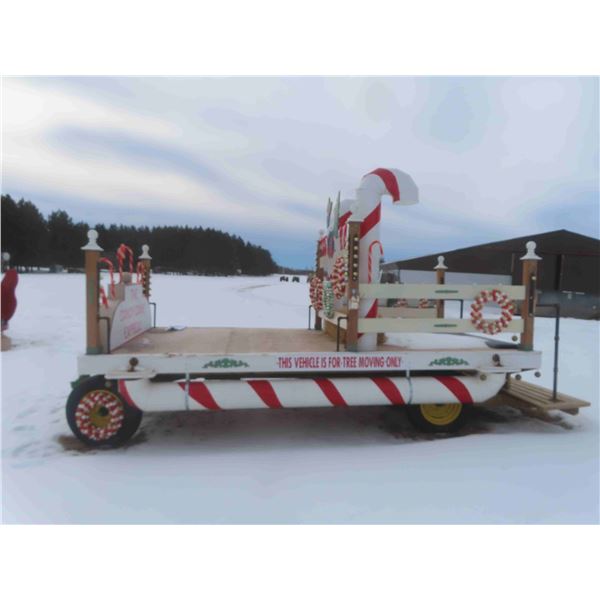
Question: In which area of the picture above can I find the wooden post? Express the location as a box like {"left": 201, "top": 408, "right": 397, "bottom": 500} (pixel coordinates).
{"left": 520, "top": 241, "right": 542, "bottom": 351}
{"left": 345, "top": 218, "right": 361, "bottom": 351}
{"left": 139, "top": 244, "right": 152, "bottom": 298}
{"left": 314, "top": 230, "right": 324, "bottom": 331}
{"left": 434, "top": 255, "right": 447, "bottom": 318}
{"left": 82, "top": 230, "right": 103, "bottom": 355}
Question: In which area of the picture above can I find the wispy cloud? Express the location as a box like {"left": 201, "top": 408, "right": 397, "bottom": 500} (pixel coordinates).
{"left": 2, "top": 77, "right": 598, "bottom": 267}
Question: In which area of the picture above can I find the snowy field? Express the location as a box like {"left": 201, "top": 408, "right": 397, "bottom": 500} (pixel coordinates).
{"left": 1, "top": 273, "right": 598, "bottom": 524}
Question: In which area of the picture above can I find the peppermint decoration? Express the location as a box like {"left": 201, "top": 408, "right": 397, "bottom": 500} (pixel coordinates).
{"left": 309, "top": 276, "right": 324, "bottom": 311}
{"left": 470, "top": 289, "right": 515, "bottom": 335}
{"left": 74, "top": 390, "right": 124, "bottom": 441}
{"left": 330, "top": 255, "right": 347, "bottom": 299}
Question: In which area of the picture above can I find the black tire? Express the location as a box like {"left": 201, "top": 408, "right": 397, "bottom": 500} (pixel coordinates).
{"left": 66, "top": 375, "right": 142, "bottom": 448}
{"left": 406, "top": 403, "right": 471, "bottom": 434}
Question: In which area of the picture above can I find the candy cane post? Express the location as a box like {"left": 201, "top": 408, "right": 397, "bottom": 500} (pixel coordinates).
{"left": 117, "top": 243, "right": 134, "bottom": 282}
{"left": 354, "top": 168, "right": 419, "bottom": 351}
{"left": 98, "top": 257, "right": 116, "bottom": 299}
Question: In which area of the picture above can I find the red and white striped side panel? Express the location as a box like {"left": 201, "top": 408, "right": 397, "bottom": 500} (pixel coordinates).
{"left": 119, "top": 374, "right": 503, "bottom": 413}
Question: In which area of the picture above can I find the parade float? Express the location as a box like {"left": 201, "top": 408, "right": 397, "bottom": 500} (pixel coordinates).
{"left": 66, "top": 167, "right": 590, "bottom": 447}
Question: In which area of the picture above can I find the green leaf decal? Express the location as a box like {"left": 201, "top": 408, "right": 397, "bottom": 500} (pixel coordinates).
{"left": 202, "top": 358, "right": 250, "bottom": 369}
{"left": 428, "top": 357, "right": 470, "bottom": 367}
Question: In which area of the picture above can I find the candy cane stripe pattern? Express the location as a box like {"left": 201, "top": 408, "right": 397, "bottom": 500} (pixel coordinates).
{"left": 119, "top": 374, "right": 504, "bottom": 412}
{"left": 356, "top": 168, "right": 419, "bottom": 350}
{"left": 74, "top": 390, "right": 124, "bottom": 441}
{"left": 331, "top": 255, "right": 347, "bottom": 299}
{"left": 470, "top": 288, "right": 515, "bottom": 335}
{"left": 98, "top": 257, "right": 116, "bottom": 298}
{"left": 368, "top": 240, "right": 384, "bottom": 283}
{"left": 309, "top": 276, "right": 323, "bottom": 311}
{"left": 117, "top": 243, "right": 134, "bottom": 281}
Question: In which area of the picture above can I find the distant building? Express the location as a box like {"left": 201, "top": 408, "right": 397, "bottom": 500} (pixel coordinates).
{"left": 382, "top": 230, "right": 600, "bottom": 319}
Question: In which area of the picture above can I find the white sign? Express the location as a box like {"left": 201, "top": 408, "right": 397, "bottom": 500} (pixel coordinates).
{"left": 109, "top": 285, "right": 152, "bottom": 350}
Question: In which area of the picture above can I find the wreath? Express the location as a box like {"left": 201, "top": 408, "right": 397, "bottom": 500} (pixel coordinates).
{"left": 309, "top": 276, "right": 323, "bottom": 311}
{"left": 470, "top": 289, "right": 515, "bottom": 335}
{"left": 330, "top": 255, "right": 347, "bottom": 299}
{"left": 322, "top": 280, "right": 334, "bottom": 318}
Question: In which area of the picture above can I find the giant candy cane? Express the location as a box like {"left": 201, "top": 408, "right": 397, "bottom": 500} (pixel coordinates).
{"left": 355, "top": 168, "right": 418, "bottom": 350}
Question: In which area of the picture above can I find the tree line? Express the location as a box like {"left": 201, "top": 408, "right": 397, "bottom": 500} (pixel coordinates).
{"left": 1, "top": 194, "right": 278, "bottom": 275}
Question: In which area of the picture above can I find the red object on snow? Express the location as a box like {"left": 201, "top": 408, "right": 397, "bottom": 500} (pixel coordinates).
{"left": 1, "top": 269, "right": 18, "bottom": 330}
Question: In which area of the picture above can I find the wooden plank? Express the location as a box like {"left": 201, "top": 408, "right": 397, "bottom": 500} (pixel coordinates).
{"left": 357, "top": 318, "right": 524, "bottom": 334}
{"left": 359, "top": 283, "right": 526, "bottom": 300}
{"left": 498, "top": 378, "right": 590, "bottom": 415}
{"left": 505, "top": 378, "right": 589, "bottom": 406}
{"left": 378, "top": 307, "right": 436, "bottom": 319}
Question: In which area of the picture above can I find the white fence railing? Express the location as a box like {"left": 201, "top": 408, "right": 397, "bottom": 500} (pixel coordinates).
{"left": 359, "top": 283, "right": 526, "bottom": 301}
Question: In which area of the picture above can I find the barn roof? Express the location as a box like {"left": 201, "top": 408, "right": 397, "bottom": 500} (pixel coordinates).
{"left": 383, "top": 229, "right": 600, "bottom": 275}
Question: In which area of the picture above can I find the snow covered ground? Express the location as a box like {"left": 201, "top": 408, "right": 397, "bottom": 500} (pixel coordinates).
{"left": 1, "top": 273, "right": 598, "bottom": 523}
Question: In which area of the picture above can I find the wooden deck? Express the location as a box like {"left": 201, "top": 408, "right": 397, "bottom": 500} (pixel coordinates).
{"left": 492, "top": 377, "right": 591, "bottom": 416}
{"left": 114, "top": 327, "right": 344, "bottom": 355}
{"left": 113, "top": 326, "right": 517, "bottom": 356}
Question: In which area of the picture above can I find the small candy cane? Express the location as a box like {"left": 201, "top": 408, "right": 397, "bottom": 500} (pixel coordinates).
{"left": 98, "top": 257, "right": 116, "bottom": 298}
{"left": 116, "top": 244, "right": 134, "bottom": 281}
{"left": 368, "top": 240, "right": 384, "bottom": 283}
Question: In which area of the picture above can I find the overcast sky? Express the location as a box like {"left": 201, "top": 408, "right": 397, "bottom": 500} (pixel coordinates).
{"left": 3, "top": 77, "right": 598, "bottom": 268}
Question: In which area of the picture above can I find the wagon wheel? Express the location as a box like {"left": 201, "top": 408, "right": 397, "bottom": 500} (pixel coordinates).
{"left": 66, "top": 375, "right": 142, "bottom": 448}
{"left": 406, "top": 403, "right": 470, "bottom": 433}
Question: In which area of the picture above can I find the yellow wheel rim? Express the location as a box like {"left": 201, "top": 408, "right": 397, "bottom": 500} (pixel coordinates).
{"left": 420, "top": 403, "right": 462, "bottom": 426}
{"left": 89, "top": 402, "right": 113, "bottom": 428}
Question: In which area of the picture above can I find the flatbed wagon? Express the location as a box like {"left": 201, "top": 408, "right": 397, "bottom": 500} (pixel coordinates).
{"left": 67, "top": 167, "right": 590, "bottom": 447}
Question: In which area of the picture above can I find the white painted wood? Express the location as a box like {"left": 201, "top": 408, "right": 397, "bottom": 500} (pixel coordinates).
{"left": 378, "top": 307, "right": 436, "bottom": 319}
{"left": 81, "top": 229, "right": 103, "bottom": 251}
{"left": 359, "top": 283, "right": 526, "bottom": 300}
{"left": 358, "top": 318, "right": 524, "bottom": 334}
{"left": 108, "top": 285, "right": 152, "bottom": 350}
{"left": 104, "top": 369, "right": 156, "bottom": 380}
{"left": 521, "top": 241, "right": 542, "bottom": 260}
{"left": 78, "top": 346, "right": 541, "bottom": 377}
{"left": 434, "top": 255, "right": 447, "bottom": 270}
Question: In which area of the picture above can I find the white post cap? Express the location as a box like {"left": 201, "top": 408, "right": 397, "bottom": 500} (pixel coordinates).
{"left": 81, "top": 229, "right": 103, "bottom": 251}
{"left": 520, "top": 241, "right": 541, "bottom": 260}
{"left": 2, "top": 252, "right": 10, "bottom": 262}
{"left": 434, "top": 255, "right": 447, "bottom": 270}
{"left": 139, "top": 244, "right": 152, "bottom": 260}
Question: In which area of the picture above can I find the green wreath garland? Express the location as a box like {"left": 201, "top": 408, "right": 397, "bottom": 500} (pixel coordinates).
{"left": 323, "top": 280, "right": 334, "bottom": 319}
